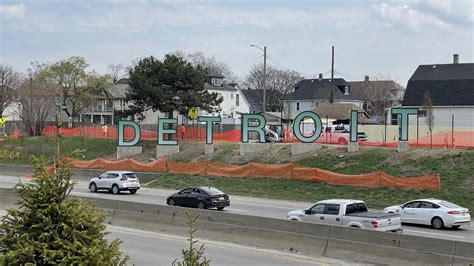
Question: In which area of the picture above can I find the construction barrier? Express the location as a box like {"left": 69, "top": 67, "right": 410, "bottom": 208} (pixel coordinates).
{"left": 69, "top": 158, "right": 441, "bottom": 190}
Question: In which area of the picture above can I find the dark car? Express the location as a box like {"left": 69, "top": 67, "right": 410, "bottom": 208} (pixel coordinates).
{"left": 166, "top": 187, "right": 230, "bottom": 210}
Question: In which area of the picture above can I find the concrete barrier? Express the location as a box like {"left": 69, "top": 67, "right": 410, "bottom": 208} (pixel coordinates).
{"left": 1, "top": 188, "right": 473, "bottom": 265}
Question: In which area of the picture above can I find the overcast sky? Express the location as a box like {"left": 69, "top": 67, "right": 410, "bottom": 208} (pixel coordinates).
{"left": 1, "top": 0, "right": 472, "bottom": 86}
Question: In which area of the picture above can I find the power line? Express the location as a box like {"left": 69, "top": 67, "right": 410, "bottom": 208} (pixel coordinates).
{"left": 230, "top": 55, "right": 263, "bottom": 69}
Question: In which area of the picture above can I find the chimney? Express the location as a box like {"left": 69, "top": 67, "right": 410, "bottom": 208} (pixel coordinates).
{"left": 364, "top": 75, "right": 369, "bottom": 82}
{"left": 453, "top": 54, "right": 459, "bottom": 64}
{"left": 318, "top": 73, "right": 323, "bottom": 80}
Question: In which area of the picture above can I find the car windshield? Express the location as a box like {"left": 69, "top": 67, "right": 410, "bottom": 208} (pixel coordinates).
{"left": 123, "top": 173, "right": 138, "bottom": 179}
{"left": 438, "top": 201, "right": 462, "bottom": 209}
{"left": 200, "top": 187, "right": 224, "bottom": 195}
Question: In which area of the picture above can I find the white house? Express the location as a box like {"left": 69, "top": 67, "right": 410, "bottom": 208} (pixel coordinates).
{"left": 201, "top": 74, "right": 250, "bottom": 123}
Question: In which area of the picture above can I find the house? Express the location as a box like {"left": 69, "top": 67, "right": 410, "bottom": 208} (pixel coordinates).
{"left": 282, "top": 74, "right": 404, "bottom": 123}
{"left": 282, "top": 74, "right": 364, "bottom": 121}
{"left": 348, "top": 76, "right": 405, "bottom": 120}
{"left": 201, "top": 74, "right": 251, "bottom": 123}
{"left": 311, "top": 103, "right": 373, "bottom": 124}
{"left": 240, "top": 89, "right": 283, "bottom": 115}
{"left": 397, "top": 54, "right": 474, "bottom": 127}
{"left": 80, "top": 79, "right": 169, "bottom": 125}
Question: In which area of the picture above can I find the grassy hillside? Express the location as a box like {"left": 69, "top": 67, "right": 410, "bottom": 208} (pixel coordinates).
{"left": 1, "top": 137, "right": 473, "bottom": 210}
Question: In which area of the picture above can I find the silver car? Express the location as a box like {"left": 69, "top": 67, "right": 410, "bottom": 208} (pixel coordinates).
{"left": 89, "top": 171, "right": 140, "bottom": 194}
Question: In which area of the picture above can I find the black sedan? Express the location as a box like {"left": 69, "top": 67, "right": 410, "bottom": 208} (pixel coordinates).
{"left": 166, "top": 187, "right": 230, "bottom": 210}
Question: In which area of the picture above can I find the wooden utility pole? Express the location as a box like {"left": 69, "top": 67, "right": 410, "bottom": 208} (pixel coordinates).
{"left": 330, "top": 46, "right": 335, "bottom": 103}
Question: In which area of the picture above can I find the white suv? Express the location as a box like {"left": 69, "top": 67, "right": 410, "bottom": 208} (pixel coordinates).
{"left": 89, "top": 171, "right": 140, "bottom": 195}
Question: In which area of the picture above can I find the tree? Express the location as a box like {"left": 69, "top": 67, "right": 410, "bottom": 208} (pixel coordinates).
{"left": 40, "top": 57, "right": 112, "bottom": 123}
{"left": 358, "top": 75, "right": 404, "bottom": 117}
{"left": 107, "top": 63, "right": 127, "bottom": 83}
{"left": 125, "top": 54, "right": 222, "bottom": 120}
{"left": 0, "top": 64, "right": 22, "bottom": 118}
{"left": 423, "top": 91, "right": 435, "bottom": 148}
{"left": 18, "top": 63, "right": 55, "bottom": 136}
{"left": 174, "top": 51, "right": 237, "bottom": 82}
{"left": 173, "top": 213, "right": 210, "bottom": 266}
{"left": 0, "top": 158, "right": 129, "bottom": 265}
{"left": 244, "top": 64, "right": 303, "bottom": 112}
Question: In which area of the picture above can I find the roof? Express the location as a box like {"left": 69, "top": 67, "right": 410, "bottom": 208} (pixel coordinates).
{"left": 240, "top": 89, "right": 264, "bottom": 113}
{"left": 204, "top": 83, "right": 237, "bottom": 92}
{"left": 105, "top": 83, "right": 130, "bottom": 99}
{"left": 402, "top": 63, "right": 474, "bottom": 106}
{"left": 311, "top": 103, "right": 372, "bottom": 123}
{"left": 287, "top": 78, "right": 361, "bottom": 101}
{"left": 348, "top": 80, "right": 404, "bottom": 101}
{"left": 317, "top": 199, "right": 364, "bottom": 205}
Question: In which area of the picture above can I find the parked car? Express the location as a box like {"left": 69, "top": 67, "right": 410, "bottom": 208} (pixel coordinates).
{"left": 287, "top": 199, "right": 402, "bottom": 232}
{"left": 89, "top": 171, "right": 140, "bottom": 194}
{"left": 167, "top": 187, "right": 230, "bottom": 210}
{"left": 317, "top": 125, "right": 368, "bottom": 145}
{"left": 384, "top": 199, "right": 470, "bottom": 229}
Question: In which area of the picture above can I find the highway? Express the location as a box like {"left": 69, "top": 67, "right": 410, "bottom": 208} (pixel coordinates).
{"left": 1, "top": 174, "right": 473, "bottom": 243}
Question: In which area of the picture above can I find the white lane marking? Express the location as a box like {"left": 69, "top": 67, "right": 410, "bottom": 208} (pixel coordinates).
{"left": 226, "top": 208, "right": 249, "bottom": 213}
{"left": 403, "top": 229, "right": 466, "bottom": 238}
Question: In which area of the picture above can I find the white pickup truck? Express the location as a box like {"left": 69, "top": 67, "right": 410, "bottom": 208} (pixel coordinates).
{"left": 287, "top": 199, "right": 402, "bottom": 232}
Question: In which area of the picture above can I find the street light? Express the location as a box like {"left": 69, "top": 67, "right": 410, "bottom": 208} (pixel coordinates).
{"left": 250, "top": 44, "right": 267, "bottom": 116}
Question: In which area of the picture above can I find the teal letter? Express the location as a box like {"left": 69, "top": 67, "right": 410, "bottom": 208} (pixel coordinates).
{"left": 391, "top": 108, "right": 418, "bottom": 141}
{"left": 158, "top": 118, "right": 178, "bottom": 145}
{"left": 349, "top": 110, "right": 358, "bottom": 142}
{"left": 293, "top": 111, "right": 322, "bottom": 143}
{"left": 198, "top": 116, "right": 221, "bottom": 144}
{"left": 241, "top": 114, "right": 266, "bottom": 143}
{"left": 118, "top": 120, "right": 141, "bottom": 146}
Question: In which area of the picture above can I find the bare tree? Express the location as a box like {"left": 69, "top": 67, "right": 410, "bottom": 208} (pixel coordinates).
{"left": 358, "top": 74, "right": 404, "bottom": 117}
{"left": 423, "top": 91, "right": 435, "bottom": 148}
{"left": 173, "top": 51, "right": 237, "bottom": 82}
{"left": 18, "top": 64, "right": 55, "bottom": 136}
{"left": 107, "top": 63, "right": 126, "bottom": 83}
{"left": 244, "top": 63, "right": 303, "bottom": 112}
{"left": 0, "top": 64, "right": 22, "bottom": 118}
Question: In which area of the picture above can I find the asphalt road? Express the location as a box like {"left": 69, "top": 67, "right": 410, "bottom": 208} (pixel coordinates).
{"left": 1, "top": 174, "right": 473, "bottom": 243}
{"left": 0, "top": 210, "right": 359, "bottom": 265}
{"left": 106, "top": 225, "right": 361, "bottom": 265}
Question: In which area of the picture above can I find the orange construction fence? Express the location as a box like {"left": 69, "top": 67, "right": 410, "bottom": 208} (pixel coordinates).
{"left": 69, "top": 158, "right": 441, "bottom": 191}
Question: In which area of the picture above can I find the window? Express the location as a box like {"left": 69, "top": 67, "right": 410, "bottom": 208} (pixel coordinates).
{"left": 201, "top": 187, "right": 224, "bottom": 195}
{"left": 119, "top": 99, "right": 126, "bottom": 107}
{"left": 107, "top": 173, "right": 119, "bottom": 179}
{"left": 344, "top": 86, "right": 349, "bottom": 95}
{"left": 419, "top": 202, "right": 440, "bottom": 209}
{"left": 324, "top": 204, "right": 340, "bottom": 215}
{"left": 438, "top": 201, "right": 462, "bottom": 209}
{"left": 403, "top": 201, "right": 421, "bottom": 208}
{"left": 309, "top": 204, "right": 325, "bottom": 214}
{"left": 296, "top": 102, "right": 300, "bottom": 111}
{"left": 231, "top": 93, "right": 234, "bottom": 99}
{"left": 236, "top": 94, "right": 239, "bottom": 106}
{"left": 345, "top": 203, "right": 368, "bottom": 214}
{"left": 180, "top": 188, "right": 193, "bottom": 194}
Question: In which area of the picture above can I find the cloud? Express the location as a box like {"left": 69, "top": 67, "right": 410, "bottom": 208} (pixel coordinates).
{"left": 370, "top": 2, "right": 467, "bottom": 33}
{"left": 0, "top": 4, "right": 26, "bottom": 18}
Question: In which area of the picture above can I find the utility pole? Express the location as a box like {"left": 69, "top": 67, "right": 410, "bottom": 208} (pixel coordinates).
{"left": 250, "top": 44, "right": 267, "bottom": 116}
{"left": 263, "top": 46, "right": 267, "bottom": 116}
{"left": 330, "top": 45, "right": 335, "bottom": 103}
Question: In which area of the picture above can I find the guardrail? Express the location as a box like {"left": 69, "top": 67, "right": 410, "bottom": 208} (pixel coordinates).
{"left": 0, "top": 188, "right": 472, "bottom": 265}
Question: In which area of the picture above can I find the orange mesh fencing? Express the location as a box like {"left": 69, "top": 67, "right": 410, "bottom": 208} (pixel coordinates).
{"left": 69, "top": 158, "right": 441, "bottom": 190}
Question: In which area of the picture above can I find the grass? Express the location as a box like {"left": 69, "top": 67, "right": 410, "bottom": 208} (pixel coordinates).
{"left": 146, "top": 149, "right": 474, "bottom": 211}
{"left": 0, "top": 136, "right": 117, "bottom": 164}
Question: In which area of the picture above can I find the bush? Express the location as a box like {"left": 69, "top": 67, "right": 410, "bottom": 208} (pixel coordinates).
{"left": 173, "top": 213, "right": 210, "bottom": 266}
{"left": 0, "top": 158, "right": 129, "bottom": 265}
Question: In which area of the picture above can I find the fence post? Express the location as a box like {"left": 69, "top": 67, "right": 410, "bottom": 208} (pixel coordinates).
{"left": 451, "top": 114, "right": 454, "bottom": 148}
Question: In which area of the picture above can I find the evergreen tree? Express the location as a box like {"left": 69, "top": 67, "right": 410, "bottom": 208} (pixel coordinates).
{"left": 0, "top": 158, "right": 128, "bottom": 265}
{"left": 173, "top": 213, "right": 210, "bottom": 266}
{"left": 122, "top": 54, "right": 223, "bottom": 120}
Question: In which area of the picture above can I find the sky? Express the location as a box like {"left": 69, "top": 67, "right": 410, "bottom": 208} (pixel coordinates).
{"left": 0, "top": 0, "right": 473, "bottom": 86}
